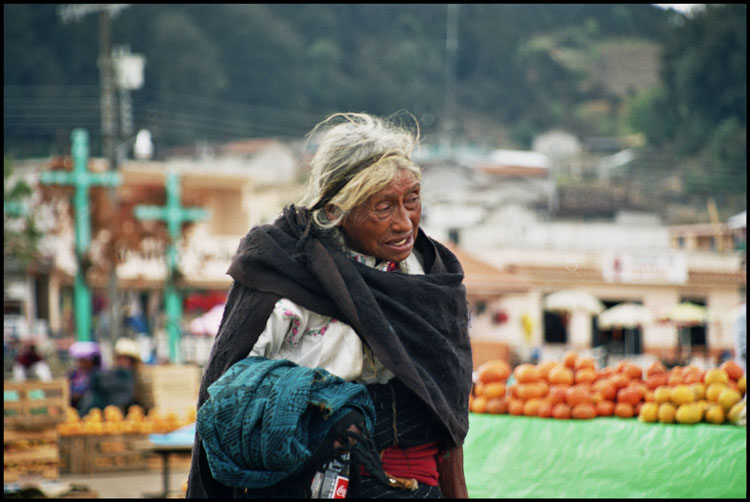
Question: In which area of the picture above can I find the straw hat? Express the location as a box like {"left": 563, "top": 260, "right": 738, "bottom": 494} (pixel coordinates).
{"left": 114, "top": 338, "right": 141, "bottom": 362}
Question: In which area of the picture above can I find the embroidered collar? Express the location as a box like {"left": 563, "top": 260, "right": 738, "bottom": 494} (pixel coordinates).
{"left": 330, "top": 228, "right": 408, "bottom": 273}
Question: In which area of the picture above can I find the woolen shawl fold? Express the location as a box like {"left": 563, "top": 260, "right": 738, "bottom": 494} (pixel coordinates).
{"left": 186, "top": 205, "right": 472, "bottom": 497}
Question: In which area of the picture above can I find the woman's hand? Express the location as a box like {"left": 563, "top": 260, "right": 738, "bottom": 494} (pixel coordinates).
{"left": 333, "top": 423, "right": 361, "bottom": 450}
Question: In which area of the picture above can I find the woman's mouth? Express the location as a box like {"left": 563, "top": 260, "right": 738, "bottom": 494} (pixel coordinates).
{"left": 386, "top": 235, "right": 413, "bottom": 250}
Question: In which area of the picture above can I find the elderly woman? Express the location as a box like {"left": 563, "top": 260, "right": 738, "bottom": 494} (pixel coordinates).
{"left": 187, "top": 113, "right": 472, "bottom": 498}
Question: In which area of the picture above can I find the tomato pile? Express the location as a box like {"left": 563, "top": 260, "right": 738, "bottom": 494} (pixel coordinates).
{"left": 470, "top": 352, "right": 746, "bottom": 425}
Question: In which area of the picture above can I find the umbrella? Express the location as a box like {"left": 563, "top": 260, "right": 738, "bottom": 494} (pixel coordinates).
{"left": 597, "top": 302, "right": 653, "bottom": 330}
{"left": 544, "top": 290, "right": 605, "bottom": 314}
{"left": 658, "top": 302, "right": 707, "bottom": 326}
{"left": 189, "top": 304, "right": 225, "bottom": 336}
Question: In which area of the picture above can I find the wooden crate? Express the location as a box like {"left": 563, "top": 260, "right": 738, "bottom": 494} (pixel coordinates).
{"left": 137, "top": 365, "right": 202, "bottom": 414}
{"left": 58, "top": 435, "right": 88, "bottom": 474}
{"left": 4, "top": 427, "right": 60, "bottom": 482}
{"left": 4, "top": 379, "right": 69, "bottom": 429}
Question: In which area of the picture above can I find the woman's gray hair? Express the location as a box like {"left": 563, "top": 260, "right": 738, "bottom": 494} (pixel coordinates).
{"left": 298, "top": 112, "right": 422, "bottom": 229}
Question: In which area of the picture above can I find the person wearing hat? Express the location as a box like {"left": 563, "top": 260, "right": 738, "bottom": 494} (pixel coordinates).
{"left": 67, "top": 341, "right": 102, "bottom": 410}
{"left": 78, "top": 337, "right": 142, "bottom": 414}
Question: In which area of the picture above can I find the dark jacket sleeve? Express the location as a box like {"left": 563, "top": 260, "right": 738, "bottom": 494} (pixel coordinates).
{"left": 186, "top": 281, "right": 279, "bottom": 498}
{"left": 438, "top": 444, "right": 469, "bottom": 498}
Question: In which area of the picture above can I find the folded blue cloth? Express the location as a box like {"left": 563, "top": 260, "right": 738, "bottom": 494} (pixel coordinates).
{"left": 196, "top": 356, "right": 375, "bottom": 489}
{"left": 149, "top": 422, "right": 195, "bottom": 446}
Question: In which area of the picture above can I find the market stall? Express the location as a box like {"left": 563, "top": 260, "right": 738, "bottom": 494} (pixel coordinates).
{"left": 464, "top": 405, "right": 746, "bottom": 498}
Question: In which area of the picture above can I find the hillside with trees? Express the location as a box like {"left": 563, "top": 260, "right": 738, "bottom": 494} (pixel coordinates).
{"left": 3, "top": 4, "right": 746, "bottom": 220}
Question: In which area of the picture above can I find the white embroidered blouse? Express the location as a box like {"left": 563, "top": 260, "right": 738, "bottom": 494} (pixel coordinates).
{"left": 249, "top": 243, "right": 425, "bottom": 385}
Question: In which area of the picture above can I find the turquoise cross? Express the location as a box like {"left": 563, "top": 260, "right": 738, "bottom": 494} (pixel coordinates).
{"left": 135, "top": 172, "right": 209, "bottom": 362}
{"left": 40, "top": 129, "right": 121, "bottom": 342}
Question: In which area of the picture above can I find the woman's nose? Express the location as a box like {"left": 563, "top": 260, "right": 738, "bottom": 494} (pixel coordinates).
{"left": 391, "top": 204, "right": 413, "bottom": 231}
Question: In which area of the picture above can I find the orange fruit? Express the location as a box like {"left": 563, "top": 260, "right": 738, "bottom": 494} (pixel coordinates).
{"left": 645, "top": 372, "right": 668, "bottom": 390}
{"left": 473, "top": 382, "right": 486, "bottom": 397}
{"left": 591, "top": 391, "right": 603, "bottom": 405}
{"left": 484, "top": 381, "right": 507, "bottom": 399}
{"left": 536, "top": 380, "right": 549, "bottom": 397}
{"left": 485, "top": 397, "right": 508, "bottom": 415}
{"left": 566, "top": 386, "right": 592, "bottom": 407}
{"left": 616, "top": 386, "right": 642, "bottom": 406}
{"left": 551, "top": 402, "right": 571, "bottom": 419}
{"left": 470, "top": 395, "right": 488, "bottom": 413}
{"left": 614, "top": 402, "right": 634, "bottom": 418}
{"left": 571, "top": 403, "right": 596, "bottom": 420}
{"left": 622, "top": 363, "right": 642, "bottom": 380}
{"left": 592, "top": 379, "right": 616, "bottom": 401}
{"left": 477, "top": 359, "right": 511, "bottom": 383}
{"left": 596, "top": 400, "right": 615, "bottom": 417}
{"left": 610, "top": 373, "right": 630, "bottom": 390}
{"left": 575, "top": 357, "right": 596, "bottom": 371}
{"left": 737, "top": 375, "right": 746, "bottom": 394}
{"left": 523, "top": 398, "right": 543, "bottom": 417}
{"left": 513, "top": 363, "right": 541, "bottom": 383}
{"left": 548, "top": 366, "right": 575, "bottom": 386}
{"left": 562, "top": 351, "right": 578, "bottom": 369}
{"left": 575, "top": 368, "right": 597, "bottom": 385}
{"left": 548, "top": 386, "right": 568, "bottom": 406}
{"left": 537, "top": 360, "right": 560, "bottom": 381}
{"left": 598, "top": 367, "right": 616, "bottom": 380}
{"left": 517, "top": 383, "right": 541, "bottom": 400}
{"left": 537, "top": 400, "right": 553, "bottom": 418}
{"left": 720, "top": 360, "right": 744, "bottom": 380}
{"left": 508, "top": 398, "right": 525, "bottom": 416}
{"left": 646, "top": 359, "right": 667, "bottom": 377}
{"left": 668, "top": 368, "right": 684, "bottom": 386}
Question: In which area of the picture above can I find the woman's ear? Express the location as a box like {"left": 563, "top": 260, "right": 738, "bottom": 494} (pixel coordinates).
{"left": 324, "top": 204, "right": 342, "bottom": 225}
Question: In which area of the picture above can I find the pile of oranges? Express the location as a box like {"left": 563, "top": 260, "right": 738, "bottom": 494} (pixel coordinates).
{"left": 56, "top": 404, "right": 197, "bottom": 436}
{"left": 469, "top": 352, "right": 746, "bottom": 426}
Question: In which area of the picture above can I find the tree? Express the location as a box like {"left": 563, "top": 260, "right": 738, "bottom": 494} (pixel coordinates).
{"left": 4, "top": 159, "right": 44, "bottom": 267}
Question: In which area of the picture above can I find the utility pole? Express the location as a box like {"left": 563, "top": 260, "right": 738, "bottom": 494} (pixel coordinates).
{"left": 441, "top": 4, "right": 459, "bottom": 158}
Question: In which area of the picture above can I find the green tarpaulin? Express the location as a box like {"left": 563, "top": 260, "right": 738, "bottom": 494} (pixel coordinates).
{"left": 464, "top": 413, "right": 746, "bottom": 498}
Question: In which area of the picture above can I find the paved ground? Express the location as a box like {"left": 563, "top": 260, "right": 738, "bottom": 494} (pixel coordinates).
{"left": 57, "top": 467, "right": 191, "bottom": 498}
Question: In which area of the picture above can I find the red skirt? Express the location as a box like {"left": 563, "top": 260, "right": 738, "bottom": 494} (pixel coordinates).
{"left": 360, "top": 442, "right": 443, "bottom": 487}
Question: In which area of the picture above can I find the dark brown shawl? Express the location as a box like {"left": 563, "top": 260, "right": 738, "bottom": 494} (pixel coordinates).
{"left": 187, "top": 205, "right": 472, "bottom": 497}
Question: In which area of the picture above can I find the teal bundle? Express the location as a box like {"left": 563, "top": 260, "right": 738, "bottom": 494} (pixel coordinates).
{"left": 197, "top": 356, "right": 375, "bottom": 489}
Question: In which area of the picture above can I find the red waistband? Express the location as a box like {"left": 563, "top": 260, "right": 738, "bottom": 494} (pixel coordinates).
{"left": 360, "top": 442, "right": 443, "bottom": 487}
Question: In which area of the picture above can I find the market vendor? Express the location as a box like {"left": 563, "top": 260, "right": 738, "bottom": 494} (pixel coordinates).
{"left": 78, "top": 337, "right": 142, "bottom": 415}
{"left": 187, "top": 112, "right": 473, "bottom": 498}
{"left": 67, "top": 341, "right": 102, "bottom": 410}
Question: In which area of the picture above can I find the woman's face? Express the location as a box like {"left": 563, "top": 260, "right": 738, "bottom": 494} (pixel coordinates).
{"left": 339, "top": 169, "right": 421, "bottom": 263}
